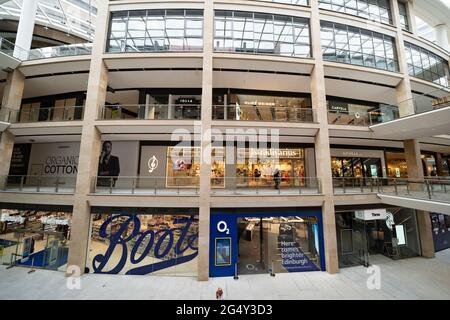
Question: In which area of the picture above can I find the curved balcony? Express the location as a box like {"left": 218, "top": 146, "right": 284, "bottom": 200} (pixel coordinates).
{"left": 327, "top": 103, "right": 399, "bottom": 126}
{"left": 27, "top": 43, "right": 92, "bottom": 61}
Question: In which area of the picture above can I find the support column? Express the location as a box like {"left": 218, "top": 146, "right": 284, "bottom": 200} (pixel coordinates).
{"left": 310, "top": 0, "right": 339, "bottom": 274}
{"left": 435, "top": 24, "right": 450, "bottom": 53}
{"left": 0, "top": 70, "right": 25, "bottom": 186}
{"left": 392, "top": 1, "right": 435, "bottom": 258}
{"left": 13, "top": 0, "right": 38, "bottom": 59}
{"left": 197, "top": 0, "right": 214, "bottom": 281}
{"left": 405, "top": 0, "right": 418, "bottom": 35}
{"left": 66, "top": 1, "right": 110, "bottom": 276}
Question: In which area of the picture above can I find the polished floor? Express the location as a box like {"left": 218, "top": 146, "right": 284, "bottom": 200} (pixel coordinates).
{"left": 0, "top": 249, "right": 449, "bottom": 300}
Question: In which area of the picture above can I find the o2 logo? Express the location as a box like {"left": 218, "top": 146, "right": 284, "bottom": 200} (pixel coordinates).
{"left": 217, "top": 221, "right": 229, "bottom": 234}
{"left": 88, "top": 214, "right": 198, "bottom": 275}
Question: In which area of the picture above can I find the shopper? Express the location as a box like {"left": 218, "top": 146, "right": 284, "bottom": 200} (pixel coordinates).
{"left": 273, "top": 168, "right": 281, "bottom": 190}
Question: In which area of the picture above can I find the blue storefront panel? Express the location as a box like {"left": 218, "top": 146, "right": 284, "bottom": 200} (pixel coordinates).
{"left": 209, "top": 209, "right": 325, "bottom": 278}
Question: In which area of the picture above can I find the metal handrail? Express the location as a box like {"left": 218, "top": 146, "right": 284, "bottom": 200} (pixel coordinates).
{"left": 7, "top": 106, "right": 85, "bottom": 123}
{"left": 100, "top": 104, "right": 202, "bottom": 120}
{"left": 212, "top": 104, "right": 316, "bottom": 123}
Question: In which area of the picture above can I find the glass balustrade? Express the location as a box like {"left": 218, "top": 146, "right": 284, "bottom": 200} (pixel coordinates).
{"left": 212, "top": 105, "right": 316, "bottom": 123}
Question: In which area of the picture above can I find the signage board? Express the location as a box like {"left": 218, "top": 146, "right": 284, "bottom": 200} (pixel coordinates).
{"left": 354, "top": 209, "right": 387, "bottom": 221}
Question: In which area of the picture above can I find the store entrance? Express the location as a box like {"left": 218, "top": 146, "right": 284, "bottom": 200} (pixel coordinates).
{"left": 2, "top": 229, "right": 69, "bottom": 271}
{"left": 237, "top": 217, "right": 267, "bottom": 275}
{"left": 236, "top": 215, "right": 322, "bottom": 275}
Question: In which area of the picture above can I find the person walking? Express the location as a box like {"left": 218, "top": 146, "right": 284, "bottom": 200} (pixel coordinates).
{"left": 273, "top": 168, "right": 281, "bottom": 190}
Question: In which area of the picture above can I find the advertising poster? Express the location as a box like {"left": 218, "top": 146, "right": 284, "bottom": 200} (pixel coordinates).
{"left": 215, "top": 238, "right": 231, "bottom": 266}
{"left": 97, "top": 141, "right": 139, "bottom": 188}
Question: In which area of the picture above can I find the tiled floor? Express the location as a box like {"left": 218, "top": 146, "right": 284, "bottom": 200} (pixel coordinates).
{"left": 0, "top": 249, "right": 449, "bottom": 300}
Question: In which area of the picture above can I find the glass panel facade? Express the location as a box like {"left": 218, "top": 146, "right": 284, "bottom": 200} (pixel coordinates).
{"left": 107, "top": 9, "right": 203, "bottom": 52}
{"left": 0, "top": 209, "right": 71, "bottom": 271}
{"left": 237, "top": 216, "right": 322, "bottom": 274}
{"left": 398, "top": 1, "right": 410, "bottom": 31}
{"left": 321, "top": 21, "right": 398, "bottom": 71}
{"left": 327, "top": 97, "right": 399, "bottom": 125}
{"left": 336, "top": 208, "right": 421, "bottom": 268}
{"left": 318, "top": 0, "right": 392, "bottom": 25}
{"left": 87, "top": 213, "right": 198, "bottom": 276}
{"left": 255, "top": 0, "right": 309, "bottom": 5}
{"left": 404, "top": 42, "right": 449, "bottom": 87}
{"left": 214, "top": 11, "right": 311, "bottom": 58}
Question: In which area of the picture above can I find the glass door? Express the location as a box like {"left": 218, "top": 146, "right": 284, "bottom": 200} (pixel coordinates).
{"left": 237, "top": 217, "right": 266, "bottom": 275}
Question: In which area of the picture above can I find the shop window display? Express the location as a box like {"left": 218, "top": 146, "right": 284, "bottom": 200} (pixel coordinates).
{"left": 236, "top": 148, "right": 306, "bottom": 188}
{"left": 331, "top": 157, "right": 382, "bottom": 179}
{"left": 87, "top": 213, "right": 198, "bottom": 276}
{"left": 166, "top": 147, "right": 225, "bottom": 188}
{"left": 335, "top": 208, "right": 421, "bottom": 268}
{"left": 236, "top": 216, "right": 321, "bottom": 274}
{"left": 0, "top": 209, "right": 71, "bottom": 271}
{"left": 214, "top": 93, "right": 313, "bottom": 122}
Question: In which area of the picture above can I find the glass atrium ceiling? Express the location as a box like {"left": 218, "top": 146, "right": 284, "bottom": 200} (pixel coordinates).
{"left": 0, "top": 0, "right": 97, "bottom": 41}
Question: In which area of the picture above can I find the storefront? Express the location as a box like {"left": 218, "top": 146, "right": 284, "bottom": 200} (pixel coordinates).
{"left": 210, "top": 209, "right": 325, "bottom": 277}
{"left": 330, "top": 149, "right": 386, "bottom": 179}
{"left": 235, "top": 148, "right": 311, "bottom": 187}
{"left": 137, "top": 145, "right": 225, "bottom": 189}
{"left": 213, "top": 90, "right": 312, "bottom": 122}
{"left": 86, "top": 208, "right": 198, "bottom": 276}
{"left": 430, "top": 213, "right": 450, "bottom": 252}
{"left": 386, "top": 151, "right": 440, "bottom": 178}
{"left": 335, "top": 208, "right": 422, "bottom": 268}
{"left": 0, "top": 209, "right": 71, "bottom": 271}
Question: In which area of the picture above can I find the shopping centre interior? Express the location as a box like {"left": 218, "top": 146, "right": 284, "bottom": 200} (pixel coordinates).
{"left": 0, "top": 0, "right": 449, "bottom": 281}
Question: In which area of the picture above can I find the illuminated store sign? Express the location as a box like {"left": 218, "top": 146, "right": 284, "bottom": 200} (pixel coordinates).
{"left": 0, "top": 214, "right": 25, "bottom": 224}
{"left": 40, "top": 217, "right": 70, "bottom": 225}
{"left": 242, "top": 101, "right": 276, "bottom": 107}
{"left": 238, "top": 148, "right": 304, "bottom": 159}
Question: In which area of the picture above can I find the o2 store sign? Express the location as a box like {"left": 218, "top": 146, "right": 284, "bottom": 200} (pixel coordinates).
{"left": 88, "top": 214, "right": 198, "bottom": 275}
{"left": 217, "top": 221, "right": 230, "bottom": 234}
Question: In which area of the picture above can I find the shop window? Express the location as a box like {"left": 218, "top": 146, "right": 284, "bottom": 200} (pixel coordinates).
{"left": 166, "top": 147, "right": 225, "bottom": 188}
{"left": 0, "top": 209, "right": 71, "bottom": 271}
{"left": 87, "top": 213, "right": 198, "bottom": 276}
{"left": 236, "top": 148, "right": 306, "bottom": 187}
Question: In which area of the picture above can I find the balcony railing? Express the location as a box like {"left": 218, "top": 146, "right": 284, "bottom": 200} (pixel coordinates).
{"left": 93, "top": 176, "right": 321, "bottom": 196}
{"left": 397, "top": 88, "right": 450, "bottom": 117}
{"left": 5, "top": 106, "right": 85, "bottom": 123}
{"left": 0, "top": 37, "right": 29, "bottom": 60}
{"left": 333, "top": 177, "right": 450, "bottom": 202}
{"left": 213, "top": 105, "right": 316, "bottom": 123}
{"left": 327, "top": 106, "right": 400, "bottom": 126}
{"left": 100, "top": 105, "right": 201, "bottom": 120}
{"left": 27, "top": 43, "right": 92, "bottom": 60}
{"left": 0, "top": 175, "right": 76, "bottom": 194}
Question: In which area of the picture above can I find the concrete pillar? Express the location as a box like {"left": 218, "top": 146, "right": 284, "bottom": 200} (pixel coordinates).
{"left": 405, "top": 0, "right": 418, "bottom": 35}
{"left": 66, "top": 1, "right": 109, "bottom": 276}
{"left": 435, "top": 24, "right": 450, "bottom": 53}
{"left": 404, "top": 139, "right": 424, "bottom": 180}
{"left": 13, "top": 0, "right": 38, "bottom": 60}
{"left": 417, "top": 211, "right": 435, "bottom": 258}
{"left": 310, "top": 0, "right": 339, "bottom": 274}
{"left": 0, "top": 69, "right": 25, "bottom": 186}
{"left": 197, "top": 0, "right": 214, "bottom": 281}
